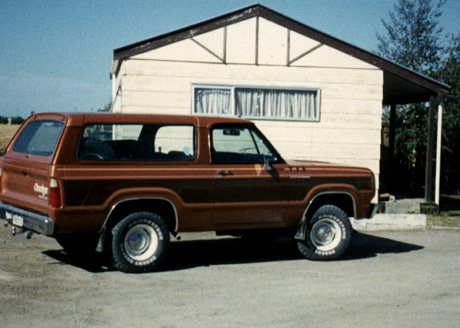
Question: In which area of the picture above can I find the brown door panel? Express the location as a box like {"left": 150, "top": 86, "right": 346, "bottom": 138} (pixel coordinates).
{"left": 212, "top": 202, "right": 288, "bottom": 226}
{"left": 212, "top": 164, "right": 290, "bottom": 226}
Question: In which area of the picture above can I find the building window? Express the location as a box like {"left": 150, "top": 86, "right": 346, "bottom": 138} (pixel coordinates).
{"left": 193, "top": 85, "right": 320, "bottom": 121}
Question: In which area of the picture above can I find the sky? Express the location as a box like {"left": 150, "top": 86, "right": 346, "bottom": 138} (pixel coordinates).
{"left": 1, "top": 0, "right": 460, "bottom": 118}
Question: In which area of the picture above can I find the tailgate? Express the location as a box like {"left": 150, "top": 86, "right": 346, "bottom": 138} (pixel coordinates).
{"left": 1, "top": 157, "right": 52, "bottom": 212}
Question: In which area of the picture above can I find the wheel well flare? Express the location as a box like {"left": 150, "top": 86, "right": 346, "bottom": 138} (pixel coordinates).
{"left": 305, "top": 193, "right": 355, "bottom": 219}
{"left": 104, "top": 198, "right": 178, "bottom": 234}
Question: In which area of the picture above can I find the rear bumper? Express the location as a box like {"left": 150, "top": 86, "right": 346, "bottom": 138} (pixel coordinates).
{"left": 0, "top": 203, "right": 54, "bottom": 236}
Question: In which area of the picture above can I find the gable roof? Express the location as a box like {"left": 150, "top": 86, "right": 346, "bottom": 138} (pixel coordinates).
{"left": 113, "top": 4, "right": 450, "bottom": 105}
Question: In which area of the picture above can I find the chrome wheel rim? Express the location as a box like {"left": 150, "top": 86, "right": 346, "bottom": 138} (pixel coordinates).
{"left": 124, "top": 224, "right": 158, "bottom": 261}
{"left": 310, "top": 219, "right": 342, "bottom": 251}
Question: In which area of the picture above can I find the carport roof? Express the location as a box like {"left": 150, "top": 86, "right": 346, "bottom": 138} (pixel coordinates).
{"left": 113, "top": 4, "right": 450, "bottom": 105}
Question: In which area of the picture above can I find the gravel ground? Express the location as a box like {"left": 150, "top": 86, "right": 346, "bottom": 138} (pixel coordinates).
{"left": 0, "top": 227, "right": 459, "bottom": 328}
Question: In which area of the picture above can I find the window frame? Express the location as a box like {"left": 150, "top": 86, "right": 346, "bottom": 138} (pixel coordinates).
{"left": 192, "top": 84, "right": 321, "bottom": 122}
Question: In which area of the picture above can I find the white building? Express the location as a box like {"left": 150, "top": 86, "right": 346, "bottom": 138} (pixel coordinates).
{"left": 110, "top": 5, "right": 449, "bottom": 202}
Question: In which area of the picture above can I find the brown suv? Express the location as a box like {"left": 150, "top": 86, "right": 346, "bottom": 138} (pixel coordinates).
{"left": 0, "top": 113, "right": 377, "bottom": 272}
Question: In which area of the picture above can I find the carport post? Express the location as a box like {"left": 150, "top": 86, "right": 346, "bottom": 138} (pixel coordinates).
{"left": 425, "top": 96, "right": 436, "bottom": 203}
{"left": 388, "top": 103, "right": 397, "bottom": 189}
{"left": 435, "top": 99, "right": 443, "bottom": 205}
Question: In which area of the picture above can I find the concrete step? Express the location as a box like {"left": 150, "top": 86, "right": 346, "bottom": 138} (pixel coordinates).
{"left": 381, "top": 198, "right": 427, "bottom": 214}
{"left": 351, "top": 214, "right": 426, "bottom": 231}
{"left": 384, "top": 201, "right": 421, "bottom": 214}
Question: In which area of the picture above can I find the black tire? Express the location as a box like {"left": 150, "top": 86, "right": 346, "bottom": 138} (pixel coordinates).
{"left": 297, "top": 205, "right": 352, "bottom": 261}
{"left": 55, "top": 234, "right": 99, "bottom": 256}
{"left": 108, "top": 212, "right": 170, "bottom": 273}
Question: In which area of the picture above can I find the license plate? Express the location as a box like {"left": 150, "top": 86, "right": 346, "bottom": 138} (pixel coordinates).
{"left": 6, "top": 211, "right": 24, "bottom": 227}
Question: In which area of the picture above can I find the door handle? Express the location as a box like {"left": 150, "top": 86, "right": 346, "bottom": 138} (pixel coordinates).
{"left": 218, "top": 170, "right": 233, "bottom": 176}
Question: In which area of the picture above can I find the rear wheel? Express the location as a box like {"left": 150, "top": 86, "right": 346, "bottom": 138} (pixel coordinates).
{"left": 297, "top": 205, "right": 352, "bottom": 260}
{"left": 108, "top": 212, "right": 170, "bottom": 273}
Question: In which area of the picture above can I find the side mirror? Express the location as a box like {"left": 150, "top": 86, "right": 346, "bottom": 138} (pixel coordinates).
{"left": 263, "top": 156, "right": 276, "bottom": 171}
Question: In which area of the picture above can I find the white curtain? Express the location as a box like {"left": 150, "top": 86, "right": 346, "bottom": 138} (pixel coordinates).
{"left": 235, "top": 89, "right": 260, "bottom": 117}
{"left": 236, "top": 89, "right": 318, "bottom": 120}
{"left": 194, "top": 88, "right": 231, "bottom": 115}
{"left": 196, "top": 87, "right": 318, "bottom": 120}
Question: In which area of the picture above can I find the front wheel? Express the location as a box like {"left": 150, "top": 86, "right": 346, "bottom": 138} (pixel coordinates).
{"left": 108, "top": 212, "right": 170, "bottom": 273}
{"left": 297, "top": 205, "right": 352, "bottom": 261}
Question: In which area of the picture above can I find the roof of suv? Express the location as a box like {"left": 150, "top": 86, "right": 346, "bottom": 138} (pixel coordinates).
{"left": 30, "top": 112, "right": 253, "bottom": 128}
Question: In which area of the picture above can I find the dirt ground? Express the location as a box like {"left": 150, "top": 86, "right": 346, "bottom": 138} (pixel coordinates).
{"left": 0, "top": 228, "right": 459, "bottom": 328}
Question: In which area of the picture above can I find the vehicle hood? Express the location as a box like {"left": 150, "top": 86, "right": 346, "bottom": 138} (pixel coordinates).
{"left": 285, "top": 159, "right": 374, "bottom": 175}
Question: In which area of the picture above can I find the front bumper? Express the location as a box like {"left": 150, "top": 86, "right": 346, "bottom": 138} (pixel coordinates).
{"left": 368, "top": 204, "right": 380, "bottom": 219}
{"left": 0, "top": 203, "right": 54, "bottom": 236}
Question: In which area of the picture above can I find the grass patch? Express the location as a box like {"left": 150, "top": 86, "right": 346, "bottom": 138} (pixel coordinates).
{"left": 0, "top": 124, "right": 20, "bottom": 152}
{"left": 427, "top": 195, "right": 460, "bottom": 227}
{"left": 427, "top": 210, "right": 460, "bottom": 227}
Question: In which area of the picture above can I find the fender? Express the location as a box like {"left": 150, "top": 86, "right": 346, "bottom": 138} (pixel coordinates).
{"left": 303, "top": 183, "right": 360, "bottom": 214}
{"left": 101, "top": 187, "right": 185, "bottom": 216}
{"left": 101, "top": 196, "right": 180, "bottom": 234}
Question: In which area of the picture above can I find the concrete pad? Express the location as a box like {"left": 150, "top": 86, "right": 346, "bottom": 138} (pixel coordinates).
{"left": 351, "top": 214, "right": 427, "bottom": 231}
{"left": 384, "top": 201, "right": 422, "bottom": 214}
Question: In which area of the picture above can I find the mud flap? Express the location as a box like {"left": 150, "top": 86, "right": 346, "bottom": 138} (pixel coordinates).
{"left": 96, "top": 226, "right": 106, "bottom": 253}
{"left": 294, "top": 216, "right": 308, "bottom": 241}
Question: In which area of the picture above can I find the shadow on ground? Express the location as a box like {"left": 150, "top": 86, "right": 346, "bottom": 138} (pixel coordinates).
{"left": 43, "top": 232, "right": 424, "bottom": 273}
{"left": 344, "top": 232, "right": 424, "bottom": 260}
{"left": 43, "top": 250, "right": 113, "bottom": 273}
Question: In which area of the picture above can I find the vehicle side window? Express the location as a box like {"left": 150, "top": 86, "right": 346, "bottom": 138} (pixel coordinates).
{"left": 211, "top": 126, "right": 276, "bottom": 164}
{"left": 154, "top": 125, "right": 195, "bottom": 159}
{"left": 78, "top": 124, "right": 196, "bottom": 161}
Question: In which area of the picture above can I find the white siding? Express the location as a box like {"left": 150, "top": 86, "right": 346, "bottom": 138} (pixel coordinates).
{"left": 258, "top": 18, "right": 288, "bottom": 66}
{"left": 134, "top": 39, "right": 221, "bottom": 63}
{"left": 289, "top": 30, "right": 322, "bottom": 64}
{"left": 226, "top": 18, "right": 257, "bottom": 64}
{"left": 292, "top": 41, "right": 377, "bottom": 69}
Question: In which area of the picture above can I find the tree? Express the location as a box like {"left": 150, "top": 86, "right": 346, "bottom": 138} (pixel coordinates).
{"left": 377, "top": 0, "right": 446, "bottom": 75}
{"left": 10, "top": 116, "right": 25, "bottom": 124}
{"left": 376, "top": 0, "right": 455, "bottom": 195}
{"left": 0, "top": 115, "right": 24, "bottom": 124}
{"left": 98, "top": 102, "right": 112, "bottom": 112}
{"left": 438, "top": 33, "right": 460, "bottom": 193}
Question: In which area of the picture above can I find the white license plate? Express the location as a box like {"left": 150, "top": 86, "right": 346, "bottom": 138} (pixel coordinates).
{"left": 6, "top": 211, "right": 24, "bottom": 227}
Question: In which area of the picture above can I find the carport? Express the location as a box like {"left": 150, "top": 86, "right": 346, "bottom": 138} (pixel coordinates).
{"left": 382, "top": 68, "right": 449, "bottom": 205}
